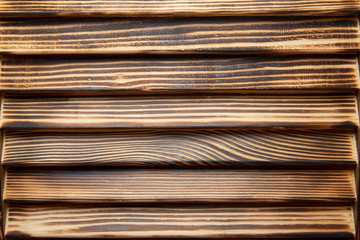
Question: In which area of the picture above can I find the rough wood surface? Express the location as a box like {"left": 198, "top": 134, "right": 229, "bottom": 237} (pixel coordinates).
{"left": 1, "top": 55, "right": 359, "bottom": 92}
{"left": 0, "top": 0, "right": 359, "bottom": 17}
{"left": 2, "top": 129, "right": 357, "bottom": 168}
{"left": 1, "top": 95, "right": 358, "bottom": 129}
{"left": 0, "top": 17, "right": 359, "bottom": 55}
{"left": 0, "top": 207, "right": 2, "bottom": 240}
{"left": 4, "top": 169, "right": 355, "bottom": 204}
{"left": 5, "top": 205, "right": 355, "bottom": 239}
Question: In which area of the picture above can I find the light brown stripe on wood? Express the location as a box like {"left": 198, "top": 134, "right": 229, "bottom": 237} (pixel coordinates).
{"left": 0, "top": 0, "right": 359, "bottom": 17}
{"left": 5, "top": 205, "right": 355, "bottom": 239}
{"left": 2, "top": 129, "right": 357, "bottom": 168}
{"left": 1, "top": 95, "right": 358, "bottom": 129}
{"left": 0, "top": 17, "right": 359, "bottom": 55}
{"left": 4, "top": 169, "right": 356, "bottom": 204}
{"left": 1, "top": 55, "right": 359, "bottom": 92}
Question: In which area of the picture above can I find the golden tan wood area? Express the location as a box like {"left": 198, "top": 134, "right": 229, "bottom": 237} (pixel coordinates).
{"left": 4, "top": 169, "right": 356, "bottom": 204}
{"left": 2, "top": 95, "right": 358, "bottom": 129}
{"left": 5, "top": 205, "right": 355, "bottom": 239}
{"left": 1, "top": 55, "right": 359, "bottom": 92}
{"left": 0, "top": 17, "right": 359, "bottom": 55}
{"left": 2, "top": 129, "right": 357, "bottom": 168}
{"left": 0, "top": 0, "right": 359, "bottom": 17}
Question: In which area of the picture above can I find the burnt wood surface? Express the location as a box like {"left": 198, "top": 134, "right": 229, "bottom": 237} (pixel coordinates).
{"left": 0, "top": 17, "right": 359, "bottom": 55}
{"left": 2, "top": 129, "right": 357, "bottom": 168}
{"left": 5, "top": 205, "right": 355, "bottom": 239}
{"left": 0, "top": 0, "right": 359, "bottom": 17}
{"left": 4, "top": 169, "right": 356, "bottom": 204}
{"left": 2, "top": 95, "right": 358, "bottom": 129}
{"left": 1, "top": 55, "right": 359, "bottom": 93}
{"left": 0, "top": 2, "right": 360, "bottom": 240}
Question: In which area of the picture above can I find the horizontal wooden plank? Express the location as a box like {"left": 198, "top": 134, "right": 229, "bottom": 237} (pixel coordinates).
{"left": 0, "top": 0, "right": 359, "bottom": 17}
{"left": 1, "top": 55, "right": 359, "bottom": 92}
{"left": 2, "top": 129, "right": 357, "bottom": 168}
{"left": 0, "top": 17, "right": 359, "bottom": 55}
{"left": 1, "top": 95, "right": 358, "bottom": 129}
{"left": 4, "top": 169, "right": 356, "bottom": 204}
{"left": 5, "top": 205, "right": 355, "bottom": 239}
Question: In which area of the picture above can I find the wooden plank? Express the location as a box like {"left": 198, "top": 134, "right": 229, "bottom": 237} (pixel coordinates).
{"left": 355, "top": 48, "right": 360, "bottom": 240}
{"left": 0, "top": 17, "right": 359, "bottom": 55}
{"left": 5, "top": 205, "right": 355, "bottom": 239}
{"left": 1, "top": 95, "right": 358, "bottom": 130}
{"left": 2, "top": 129, "right": 357, "bottom": 168}
{"left": 0, "top": 0, "right": 359, "bottom": 17}
{"left": 1, "top": 55, "right": 359, "bottom": 92}
{"left": 0, "top": 206, "right": 2, "bottom": 240}
{"left": 4, "top": 169, "right": 356, "bottom": 204}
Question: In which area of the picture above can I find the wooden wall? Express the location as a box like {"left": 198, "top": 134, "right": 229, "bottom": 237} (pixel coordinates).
{"left": 0, "top": 1, "right": 359, "bottom": 239}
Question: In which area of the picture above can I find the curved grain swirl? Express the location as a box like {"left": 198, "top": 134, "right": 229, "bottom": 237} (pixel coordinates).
{"left": 2, "top": 129, "right": 356, "bottom": 168}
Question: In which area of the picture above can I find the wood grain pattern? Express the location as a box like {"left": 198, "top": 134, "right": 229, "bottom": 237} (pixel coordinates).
{"left": 0, "top": 17, "right": 359, "bottom": 55}
{"left": 1, "top": 55, "right": 359, "bottom": 92}
{"left": 2, "top": 95, "right": 358, "bottom": 129}
{"left": 5, "top": 205, "right": 355, "bottom": 239}
{"left": 2, "top": 129, "right": 357, "bottom": 168}
{"left": 4, "top": 169, "right": 356, "bottom": 204}
{"left": 0, "top": 0, "right": 359, "bottom": 17}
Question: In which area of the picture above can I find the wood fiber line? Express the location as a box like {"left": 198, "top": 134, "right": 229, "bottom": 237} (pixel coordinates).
{"left": 0, "top": 17, "right": 359, "bottom": 55}
{"left": 5, "top": 205, "right": 355, "bottom": 239}
{"left": 1, "top": 55, "right": 359, "bottom": 92}
{"left": 2, "top": 129, "right": 357, "bottom": 168}
{"left": 1, "top": 95, "right": 358, "bottom": 129}
{"left": 4, "top": 169, "right": 356, "bottom": 204}
{"left": 0, "top": 0, "right": 359, "bottom": 17}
